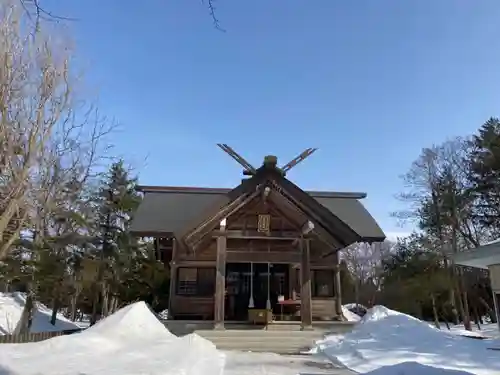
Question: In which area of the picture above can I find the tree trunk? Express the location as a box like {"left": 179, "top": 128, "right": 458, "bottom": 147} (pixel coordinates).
{"left": 70, "top": 292, "right": 78, "bottom": 321}
{"left": 101, "top": 282, "right": 109, "bottom": 317}
{"left": 462, "top": 289, "right": 472, "bottom": 330}
{"left": 50, "top": 296, "right": 60, "bottom": 326}
{"left": 478, "top": 296, "right": 497, "bottom": 323}
{"left": 443, "top": 257, "right": 460, "bottom": 325}
{"left": 108, "top": 295, "right": 118, "bottom": 315}
{"left": 14, "top": 291, "right": 35, "bottom": 335}
{"left": 431, "top": 293, "right": 440, "bottom": 329}
{"left": 472, "top": 303, "right": 481, "bottom": 330}
{"left": 90, "top": 285, "right": 100, "bottom": 326}
{"left": 454, "top": 268, "right": 471, "bottom": 330}
{"left": 90, "top": 249, "right": 106, "bottom": 326}
{"left": 439, "top": 303, "right": 450, "bottom": 329}
{"left": 449, "top": 287, "right": 460, "bottom": 325}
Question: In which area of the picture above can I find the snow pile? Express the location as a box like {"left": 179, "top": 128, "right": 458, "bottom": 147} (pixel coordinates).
{"left": 0, "top": 292, "right": 80, "bottom": 335}
{"left": 343, "top": 303, "right": 367, "bottom": 311}
{"left": 316, "top": 305, "right": 500, "bottom": 375}
{"left": 0, "top": 301, "right": 225, "bottom": 375}
{"left": 84, "top": 300, "right": 173, "bottom": 341}
{"left": 342, "top": 305, "right": 361, "bottom": 322}
{"left": 157, "top": 309, "right": 169, "bottom": 320}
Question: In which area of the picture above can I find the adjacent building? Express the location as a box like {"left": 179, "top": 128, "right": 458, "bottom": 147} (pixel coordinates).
{"left": 453, "top": 240, "right": 500, "bottom": 328}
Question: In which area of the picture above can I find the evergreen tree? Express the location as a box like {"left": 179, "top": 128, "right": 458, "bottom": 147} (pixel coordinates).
{"left": 469, "top": 117, "right": 500, "bottom": 236}
{"left": 90, "top": 160, "right": 142, "bottom": 324}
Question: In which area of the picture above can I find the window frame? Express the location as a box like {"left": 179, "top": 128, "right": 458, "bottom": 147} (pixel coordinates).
{"left": 311, "top": 269, "right": 335, "bottom": 298}
{"left": 176, "top": 267, "right": 216, "bottom": 297}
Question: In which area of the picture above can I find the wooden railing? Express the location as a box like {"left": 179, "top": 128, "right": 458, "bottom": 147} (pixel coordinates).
{"left": 0, "top": 328, "right": 83, "bottom": 344}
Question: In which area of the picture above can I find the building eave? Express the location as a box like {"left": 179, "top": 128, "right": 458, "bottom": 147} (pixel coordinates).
{"left": 137, "top": 185, "right": 367, "bottom": 199}
{"left": 453, "top": 239, "right": 500, "bottom": 269}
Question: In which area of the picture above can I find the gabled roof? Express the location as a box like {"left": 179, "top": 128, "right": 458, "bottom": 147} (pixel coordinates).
{"left": 130, "top": 169, "right": 385, "bottom": 245}
{"left": 453, "top": 239, "right": 500, "bottom": 269}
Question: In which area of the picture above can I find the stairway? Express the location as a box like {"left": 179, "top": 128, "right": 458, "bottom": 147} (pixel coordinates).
{"left": 194, "top": 329, "right": 326, "bottom": 354}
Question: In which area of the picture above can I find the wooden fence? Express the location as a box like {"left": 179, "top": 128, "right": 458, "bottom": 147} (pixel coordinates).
{"left": 0, "top": 328, "right": 83, "bottom": 344}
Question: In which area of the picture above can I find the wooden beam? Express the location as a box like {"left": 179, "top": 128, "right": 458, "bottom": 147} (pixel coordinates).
{"left": 174, "top": 260, "right": 216, "bottom": 267}
{"left": 185, "top": 188, "right": 262, "bottom": 248}
{"left": 214, "top": 219, "right": 227, "bottom": 330}
{"left": 300, "top": 238, "right": 313, "bottom": 330}
{"left": 212, "top": 229, "right": 300, "bottom": 240}
{"left": 269, "top": 190, "right": 342, "bottom": 251}
{"left": 226, "top": 250, "right": 301, "bottom": 264}
{"left": 334, "top": 253, "right": 343, "bottom": 318}
{"left": 167, "top": 238, "right": 179, "bottom": 319}
{"left": 292, "top": 222, "right": 314, "bottom": 246}
{"left": 288, "top": 264, "right": 296, "bottom": 299}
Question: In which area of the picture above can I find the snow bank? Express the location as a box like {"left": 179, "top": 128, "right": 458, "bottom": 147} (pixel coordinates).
{"left": 84, "top": 300, "right": 174, "bottom": 341}
{"left": 157, "top": 309, "right": 169, "bottom": 320}
{"left": 343, "top": 303, "right": 367, "bottom": 311}
{"left": 0, "top": 301, "right": 225, "bottom": 375}
{"left": 342, "top": 305, "right": 361, "bottom": 322}
{"left": 316, "top": 305, "right": 500, "bottom": 375}
{"left": 0, "top": 292, "right": 80, "bottom": 335}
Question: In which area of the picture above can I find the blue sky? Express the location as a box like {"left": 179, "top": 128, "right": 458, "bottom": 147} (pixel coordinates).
{"left": 47, "top": 0, "right": 500, "bottom": 237}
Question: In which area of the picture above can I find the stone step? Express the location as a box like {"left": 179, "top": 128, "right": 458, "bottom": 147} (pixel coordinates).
{"left": 195, "top": 329, "right": 322, "bottom": 336}
{"left": 194, "top": 329, "right": 328, "bottom": 353}
{"left": 197, "top": 336, "right": 319, "bottom": 344}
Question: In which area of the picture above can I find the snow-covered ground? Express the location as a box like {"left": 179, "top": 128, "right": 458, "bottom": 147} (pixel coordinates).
{"left": 0, "top": 301, "right": 226, "bottom": 375}
{"left": 1, "top": 298, "right": 499, "bottom": 374}
{"left": 447, "top": 323, "right": 499, "bottom": 339}
{"left": 0, "top": 301, "right": 353, "bottom": 375}
{"left": 224, "top": 351, "right": 351, "bottom": 375}
{"left": 0, "top": 292, "right": 81, "bottom": 334}
{"left": 313, "top": 305, "right": 500, "bottom": 375}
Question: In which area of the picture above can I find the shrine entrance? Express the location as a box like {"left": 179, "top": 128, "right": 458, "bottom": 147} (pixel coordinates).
{"left": 225, "top": 262, "right": 289, "bottom": 321}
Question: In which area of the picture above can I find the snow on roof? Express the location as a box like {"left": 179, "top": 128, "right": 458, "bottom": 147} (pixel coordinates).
{"left": 453, "top": 239, "right": 500, "bottom": 269}
{"left": 0, "top": 292, "right": 80, "bottom": 335}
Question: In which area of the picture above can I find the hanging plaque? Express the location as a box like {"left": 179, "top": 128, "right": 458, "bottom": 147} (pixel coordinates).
{"left": 257, "top": 214, "right": 271, "bottom": 233}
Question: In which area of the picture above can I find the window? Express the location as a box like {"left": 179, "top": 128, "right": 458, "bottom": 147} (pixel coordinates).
{"left": 312, "top": 270, "right": 335, "bottom": 298}
{"left": 176, "top": 267, "right": 215, "bottom": 296}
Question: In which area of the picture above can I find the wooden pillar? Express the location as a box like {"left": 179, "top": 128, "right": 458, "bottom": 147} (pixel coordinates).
{"left": 167, "top": 238, "right": 178, "bottom": 320}
{"left": 300, "top": 238, "right": 313, "bottom": 330}
{"left": 334, "top": 262, "right": 343, "bottom": 319}
{"left": 214, "top": 219, "right": 227, "bottom": 330}
{"left": 288, "top": 264, "right": 295, "bottom": 299}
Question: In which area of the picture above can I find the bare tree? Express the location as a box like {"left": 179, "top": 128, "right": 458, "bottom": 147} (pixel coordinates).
{"left": 17, "top": 0, "right": 224, "bottom": 31}
{"left": 0, "top": 2, "right": 113, "bottom": 332}
{"left": 0, "top": 1, "right": 70, "bottom": 259}
{"left": 342, "top": 241, "right": 393, "bottom": 307}
{"left": 0, "top": 1, "right": 112, "bottom": 261}
{"left": 395, "top": 138, "right": 482, "bottom": 330}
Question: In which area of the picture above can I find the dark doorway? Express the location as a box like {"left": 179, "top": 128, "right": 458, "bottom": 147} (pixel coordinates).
{"left": 225, "top": 263, "right": 289, "bottom": 321}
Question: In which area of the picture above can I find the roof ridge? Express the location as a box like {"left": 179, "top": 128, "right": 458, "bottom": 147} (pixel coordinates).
{"left": 137, "top": 185, "right": 367, "bottom": 199}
